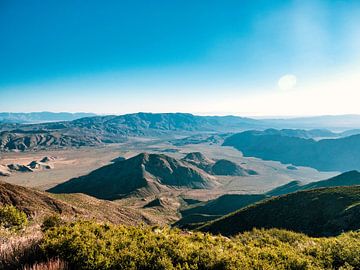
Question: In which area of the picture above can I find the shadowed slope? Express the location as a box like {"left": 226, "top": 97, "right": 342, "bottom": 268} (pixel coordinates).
{"left": 199, "top": 186, "right": 360, "bottom": 237}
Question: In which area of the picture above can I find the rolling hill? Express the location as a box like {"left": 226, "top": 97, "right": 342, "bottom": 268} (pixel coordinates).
{"left": 223, "top": 129, "right": 360, "bottom": 171}
{"left": 199, "top": 186, "right": 360, "bottom": 237}
{"left": 48, "top": 153, "right": 215, "bottom": 200}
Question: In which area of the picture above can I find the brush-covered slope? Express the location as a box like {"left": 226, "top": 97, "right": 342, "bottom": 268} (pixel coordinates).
{"left": 0, "top": 181, "right": 159, "bottom": 225}
{"left": 224, "top": 129, "right": 360, "bottom": 171}
{"left": 49, "top": 153, "right": 215, "bottom": 200}
{"left": 175, "top": 194, "right": 268, "bottom": 228}
{"left": 267, "top": 170, "right": 360, "bottom": 196}
{"left": 199, "top": 186, "right": 360, "bottom": 237}
{"left": 0, "top": 181, "right": 78, "bottom": 217}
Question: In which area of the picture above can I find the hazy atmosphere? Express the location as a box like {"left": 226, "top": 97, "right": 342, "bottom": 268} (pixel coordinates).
{"left": 1, "top": 0, "right": 360, "bottom": 116}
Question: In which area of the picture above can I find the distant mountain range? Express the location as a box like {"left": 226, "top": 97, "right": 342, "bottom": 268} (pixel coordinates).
{"left": 224, "top": 129, "right": 360, "bottom": 171}
{"left": 0, "top": 112, "right": 96, "bottom": 123}
{"left": 0, "top": 113, "right": 263, "bottom": 151}
{"left": 199, "top": 185, "right": 360, "bottom": 237}
{"left": 3, "top": 112, "right": 360, "bottom": 130}
{"left": 2, "top": 112, "right": 360, "bottom": 152}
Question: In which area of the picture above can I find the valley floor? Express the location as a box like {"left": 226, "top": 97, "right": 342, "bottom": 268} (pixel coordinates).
{"left": 0, "top": 137, "right": 337, "bottom": 193}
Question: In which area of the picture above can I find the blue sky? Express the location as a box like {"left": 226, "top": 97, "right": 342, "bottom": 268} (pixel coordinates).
{"left": 1, "top": 0, "right": 360, "bottom": 116}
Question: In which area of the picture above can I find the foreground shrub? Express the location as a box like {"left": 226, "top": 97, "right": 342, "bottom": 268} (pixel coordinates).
{"left": 0, "top": 205, "right": 28, "bottom": 231}
{"left": 41, "top": 221, "right": 360, "bottom": 270}
{"left": 41, "top": 215, "right": 64, "bottom": 232}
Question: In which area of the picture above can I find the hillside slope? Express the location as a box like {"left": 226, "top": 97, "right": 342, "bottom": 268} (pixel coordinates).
{"left": 199, "top": 186, "right": 360, "bottom": 236}
{"left": 0, "top": 181, "right": 78, "bottom": 217}
{"left": 48, "top": 153, "right": 215, "bottom": 200}
{"left": 0, "top": 181, "right": 158, "bottom": 225}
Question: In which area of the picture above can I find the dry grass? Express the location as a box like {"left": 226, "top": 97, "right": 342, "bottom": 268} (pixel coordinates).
{"left": 0, "top": 226, "right": 69, "bottom": 270}
{"left": 22, "top": 258, "right": 69, "bottom": 270}
{"left": 0, "top": 230, "right": 43, "bottom": 270}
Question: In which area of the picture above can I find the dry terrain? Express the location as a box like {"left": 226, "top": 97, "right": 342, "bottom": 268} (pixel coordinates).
{"left": 0, "top": 137, "right": 337, "bottom": 198}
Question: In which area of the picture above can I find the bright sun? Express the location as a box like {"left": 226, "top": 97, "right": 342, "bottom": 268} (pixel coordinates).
{"left": 278, "top": 74, "right": 297, "bottom": 90}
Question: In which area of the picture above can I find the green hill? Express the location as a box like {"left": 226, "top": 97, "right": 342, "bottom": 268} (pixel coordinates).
{"left": 199, "top": 186, "right": 360, "bottom": 237}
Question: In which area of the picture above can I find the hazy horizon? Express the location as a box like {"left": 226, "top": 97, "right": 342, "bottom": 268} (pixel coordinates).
{"left": 2, "top": 110, "right": 360, "bottom": 120}
{"left": 1, "top": 0, "right": 360, "bottom": 116}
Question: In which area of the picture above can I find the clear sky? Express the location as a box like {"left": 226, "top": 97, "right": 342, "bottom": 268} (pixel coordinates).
{"left": 1, "top": 0, "right": 360, "bottom": 116}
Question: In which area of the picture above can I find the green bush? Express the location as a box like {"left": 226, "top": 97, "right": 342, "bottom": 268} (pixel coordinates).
{"left": 41, "top": 221, "right": 360, "bottom": 270}
{"left": 41, "top": 215, "right": 64, "bottom": 232}
{"left": 0, "top": 205, "right": 28, "bottom": 231}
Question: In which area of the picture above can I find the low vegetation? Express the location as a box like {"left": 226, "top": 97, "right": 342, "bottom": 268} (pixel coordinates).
{"left": 1, "top": 218, "right": 359, "bottom": 270}
{"left": 0, "top": 205, "right": 28, "bottom": 231}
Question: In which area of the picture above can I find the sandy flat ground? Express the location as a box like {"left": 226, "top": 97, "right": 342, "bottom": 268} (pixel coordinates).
{"left": 0, "top": 137, "right": 338, "bottom": 198}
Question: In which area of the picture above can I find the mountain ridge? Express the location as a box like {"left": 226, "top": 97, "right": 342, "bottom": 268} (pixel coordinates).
{"left": 48, "top": 153, "right": 216, "bottom": 200}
